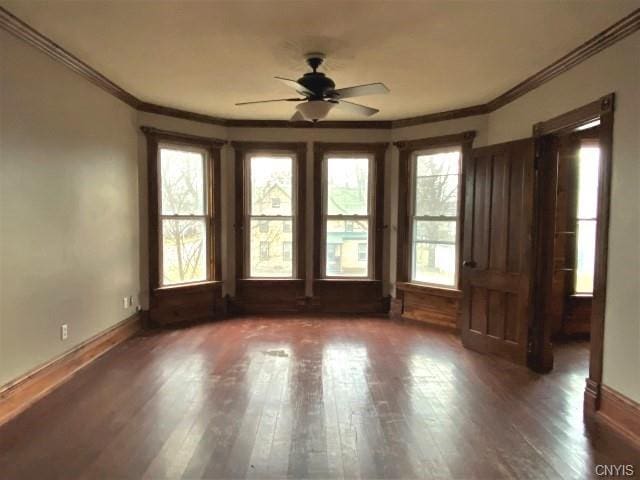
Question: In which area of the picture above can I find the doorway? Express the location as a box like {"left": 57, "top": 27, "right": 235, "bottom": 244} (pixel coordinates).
{"left": 530, "top": 93, "right": 614, "bottom": 413}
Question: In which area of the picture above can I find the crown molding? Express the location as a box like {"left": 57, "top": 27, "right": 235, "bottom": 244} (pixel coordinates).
{"left": 2, "top": 6, "right": 638, "bottom": 130}
{"left": 487, "top": 9, "right": 639, "bottom": 112}
{"left": 138, "top": 102, "right": 227, "bottom": 127}
{"left": 0, "top": 6, "right": 141, "bottom": 108}
{"left": 391, "top": 105, "right": 489, "bottom": 128}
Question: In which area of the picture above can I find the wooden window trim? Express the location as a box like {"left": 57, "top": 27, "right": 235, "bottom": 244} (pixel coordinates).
{"left": 232, "top": 141, "right": 307, "bottom": 281}
{"left": 313, "top": 142, "right": 388, "bottom": 281}
{"left": 394, "top": 131, "right": 476, "bottom": 289}
{"left": 141, "top": 126, "right": 225, "bottom": 291}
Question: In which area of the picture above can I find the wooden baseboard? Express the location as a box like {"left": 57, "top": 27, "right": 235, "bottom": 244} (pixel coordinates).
{"left": 0, "top": 312, "right": 143, "bottom": 426}
{"left": 597, "top": 385, "right": 640, "bottom": 449}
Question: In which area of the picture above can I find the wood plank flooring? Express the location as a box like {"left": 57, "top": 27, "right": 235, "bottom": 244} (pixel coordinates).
{"left": 0, "top": 316, "right": 637, "bottom": 479}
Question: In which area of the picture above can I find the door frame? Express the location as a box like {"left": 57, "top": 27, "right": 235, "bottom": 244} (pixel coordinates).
{"left": 530, "top": 93, "right": 615, "bottom": 416}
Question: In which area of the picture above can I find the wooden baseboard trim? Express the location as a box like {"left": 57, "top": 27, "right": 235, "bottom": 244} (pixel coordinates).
{"left": 597, "top": 385, "right": 640, "bottom": 449}
{"left": 0, "top": 312, "right": 143, "bottom": 426}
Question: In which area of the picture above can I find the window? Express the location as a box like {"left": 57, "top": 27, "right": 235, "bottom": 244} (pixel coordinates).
{"left": 574, "top": 142, "right": 600, "bottom": 294}
{"left": 327, "top": 244, "right": 342, "bottom": 259}
{"left": 247, "top": 155, "right": 295, "bottom": 278}
{"left": 282, "top": 242, "right": 292, "bottom": 261}
{"left": 159, "top": 146, "right": 210, "bottom": 286}
{"left": 323, "top": 156, "right": 372, "bottom": 277}
{"left": 410, "top": 147, "right": 461, "bottom": 287}
{"left": 259, "top": 241, "right": 269, "bottom": 260}
{"left": 357, "top": 243, "right": 368, "bottom": 262}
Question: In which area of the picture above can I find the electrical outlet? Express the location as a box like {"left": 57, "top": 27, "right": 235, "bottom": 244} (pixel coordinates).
{"left": 123, "top": 296, "right": 129, "bottom": 309}
{"left": 60, "top": 324, "right": 68, "bottom": 341}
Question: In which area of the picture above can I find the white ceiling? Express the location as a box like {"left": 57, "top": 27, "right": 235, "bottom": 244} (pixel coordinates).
{"left": 3, "top": 0, "right": 638, "bottom": 120}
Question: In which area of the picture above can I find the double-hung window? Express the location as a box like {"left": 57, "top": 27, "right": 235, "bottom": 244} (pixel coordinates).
{"left": 409, "top": 147, "right": 462, "bottom": 287}
{"left": 322, "top": 155, "right": 373, "bottom": 278}
{"left": 246, "top": 154, "right": 296, "bottom": 278}
{"left": 159, "top": 145, "right": 211, "bottom": 286}
{"left": 574, "top": 141, "right": 600, "bottom": 294}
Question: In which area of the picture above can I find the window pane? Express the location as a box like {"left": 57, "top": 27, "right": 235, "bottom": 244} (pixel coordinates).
{"left": 160, "top": 148, "right": 205, "bottom": 215}
{"left": 414, "top": 220, "right": 456, "bottom": 243}
{"left": 575, "top": 219, "right": 596, "bottom": 294}
{"left": 412, "top": 220, "right": 456, "bottom": 286}
{"left": 415, "top": 174, "right": 459, "bottom": 216}
{"left": 250, "top": 156, "right": 293, "bottom": 215}
{"left": 250, "top": 219, "right": 293, "bottom": 277}
{"left": 326, "top": 157, "right": 369, "bottom": 215}
{"left": 577, "top": 145, "right": 600, "bottom": 219}
{"left": 162, "top": 219, "right": 207, "bottom": 285}
{"left": 326, "top": 219, "right": 369, "bottom": 277}
{"left": 416, "top": 150, "right": 460, "bottom": 176}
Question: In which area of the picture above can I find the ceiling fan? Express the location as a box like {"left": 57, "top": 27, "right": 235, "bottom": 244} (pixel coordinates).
{"left": 235, "top": 53, "right": 390, "bottom": 122}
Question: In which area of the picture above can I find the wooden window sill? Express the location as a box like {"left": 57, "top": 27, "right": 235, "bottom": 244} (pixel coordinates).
{"left": 237, "top": 278, "right": 304, "bottom": 285}
{"left": 154, "top": 280, "right": 222, "bottom": 293}
{"left": 396, "top": 282, "right": 462, "bottom": 299}
{"left": 314, "top": 279, "right": 381, "bottom": 284}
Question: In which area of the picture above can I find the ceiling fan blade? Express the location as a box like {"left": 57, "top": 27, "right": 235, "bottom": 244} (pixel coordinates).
{"left": 334, "top": 100, "right": 379, "bottom": 117}
{"left": 330, "top": 82, "right": 389, "bottom": 99}
{"left": 275, "top": 76, "right": 313, "bottom": 96}
{"left": 235, "top": 98, "right": 304, "bottom": 106}
{"left": 290, "top": 111, "right": 305, "bottom": 122}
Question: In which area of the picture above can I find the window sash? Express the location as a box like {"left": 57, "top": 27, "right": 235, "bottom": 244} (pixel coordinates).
{"left": 244, "top": 153, "right": 297, "bottom": 279}
{"left": 322, "top": 154, "right": 374, "bottom": 279}
{"left": 409, "top": 147, "right": 462, "bottom": 288}
{"left": 159, "top": 146, "right": 208, "bottom": 216}
{"left": 158, "top": 144, "right": 212, "bottom": 287}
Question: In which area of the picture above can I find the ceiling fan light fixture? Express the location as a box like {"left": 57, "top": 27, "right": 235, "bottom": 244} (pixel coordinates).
{"left": 295, "top": 100, "right": 335, "bottom": 122}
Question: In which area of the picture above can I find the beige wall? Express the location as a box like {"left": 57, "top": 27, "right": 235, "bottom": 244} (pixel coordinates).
{"left": 0, "top": 30, "right": 140, "bottom": 386}
{"left": 487, "top": 32, "right": 640, "bottom": 402}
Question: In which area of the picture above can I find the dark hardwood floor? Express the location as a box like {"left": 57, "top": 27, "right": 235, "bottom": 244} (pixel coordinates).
{"left": 0, "top": 316, "right": 637, "bottom": 479}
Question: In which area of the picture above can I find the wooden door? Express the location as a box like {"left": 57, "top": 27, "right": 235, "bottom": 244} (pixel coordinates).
{"left": 461, "top": 138, "right": 535, "bottom": 364}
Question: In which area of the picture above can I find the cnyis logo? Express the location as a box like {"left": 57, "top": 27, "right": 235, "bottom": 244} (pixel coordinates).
{"left": 595, "top": 464, "right": 635, "bottom": 477}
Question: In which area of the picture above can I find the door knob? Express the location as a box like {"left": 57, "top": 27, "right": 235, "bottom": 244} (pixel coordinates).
{"left": 463, "top": 260, "right": 477, "bottom": 268}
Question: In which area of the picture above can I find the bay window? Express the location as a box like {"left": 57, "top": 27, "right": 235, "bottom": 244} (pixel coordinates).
{"left": 410, "top": 147, "right": 462, "bottom": 287}
{"left": 233, "top": 141, "right": 307, "bottom": 284}
{"left": 323, "top": 155, "right": 373, "bottom": 278}
{"left": 395, "top": 131, "right": 475, "bottom": 291}
{"left": 247, "top": 154, "right": 295, "bottom": 278}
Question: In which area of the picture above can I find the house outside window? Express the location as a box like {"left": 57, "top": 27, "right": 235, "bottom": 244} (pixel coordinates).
{"left": 247, "top": 155, "right": 295, "bottom": 277}
{"left": 323, "top": 156, "right": 373, "bottom": 278}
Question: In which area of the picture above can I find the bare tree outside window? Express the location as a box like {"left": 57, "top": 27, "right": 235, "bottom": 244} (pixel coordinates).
{"left": 160, "top": 147, "right": 209, "bottom": 285}
{"left": 411, "top": 148, "right": 461, "bottom": 287}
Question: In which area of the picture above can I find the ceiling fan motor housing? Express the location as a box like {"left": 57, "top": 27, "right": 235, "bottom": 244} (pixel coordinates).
{"left": 297, "top": 72, "right": 335, "bottom": 99}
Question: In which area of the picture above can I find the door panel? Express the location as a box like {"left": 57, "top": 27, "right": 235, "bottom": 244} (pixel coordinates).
{"left": 461, "top": 138, "right": 535, "bottom": 364}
